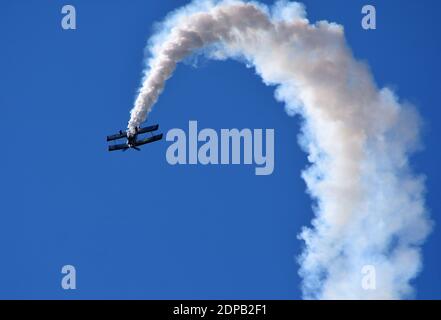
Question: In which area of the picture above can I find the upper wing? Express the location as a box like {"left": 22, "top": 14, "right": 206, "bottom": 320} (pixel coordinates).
{"left": 108, "top": 143, "right": 129, "bottom": 152}
{"left": 107, "top": 131, "right": 127, "bottom": 142}
{"left": 133, "top": 134, "right": 163, "bottom": 147}
{"left": 136, "top": 124, "right": 159, "bottom": 135}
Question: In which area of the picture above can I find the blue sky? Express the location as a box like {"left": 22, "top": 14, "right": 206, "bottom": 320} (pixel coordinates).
{"left": 1, "top": 0, "right": 440, "bottom": 299}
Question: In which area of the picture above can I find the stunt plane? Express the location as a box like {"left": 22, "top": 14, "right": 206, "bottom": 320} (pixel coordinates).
{"left": 106, "top": 124, "right": 163, "bottom": 152}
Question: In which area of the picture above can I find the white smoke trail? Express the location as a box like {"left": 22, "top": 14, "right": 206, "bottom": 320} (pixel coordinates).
{"left": 128, "top": 0, "right": 432, "bottom": 299}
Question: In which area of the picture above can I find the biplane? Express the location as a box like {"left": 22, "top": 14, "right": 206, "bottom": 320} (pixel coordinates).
{"left": 106, "top": 124, "right": 163, "bottom": 152}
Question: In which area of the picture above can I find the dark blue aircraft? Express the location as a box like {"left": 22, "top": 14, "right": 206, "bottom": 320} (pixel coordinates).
{"left": 107, "top": 124, "right": 163, "bottom": 152}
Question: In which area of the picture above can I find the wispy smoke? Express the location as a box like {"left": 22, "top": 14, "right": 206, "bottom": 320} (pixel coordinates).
{"left": 128, "top": 0, "right": 431, "bottom": 299}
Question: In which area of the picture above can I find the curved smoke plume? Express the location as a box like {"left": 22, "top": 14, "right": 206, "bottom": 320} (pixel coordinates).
{"left": 128, "top": 0, "right": 431, "bottom": 299}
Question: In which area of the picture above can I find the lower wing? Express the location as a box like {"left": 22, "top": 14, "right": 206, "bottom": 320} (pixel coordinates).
{"left": 108, "top": 143, "right": 129, "bottom": 152}
{"left": 134, "top": 134, "right": 163, "bottom": 147}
